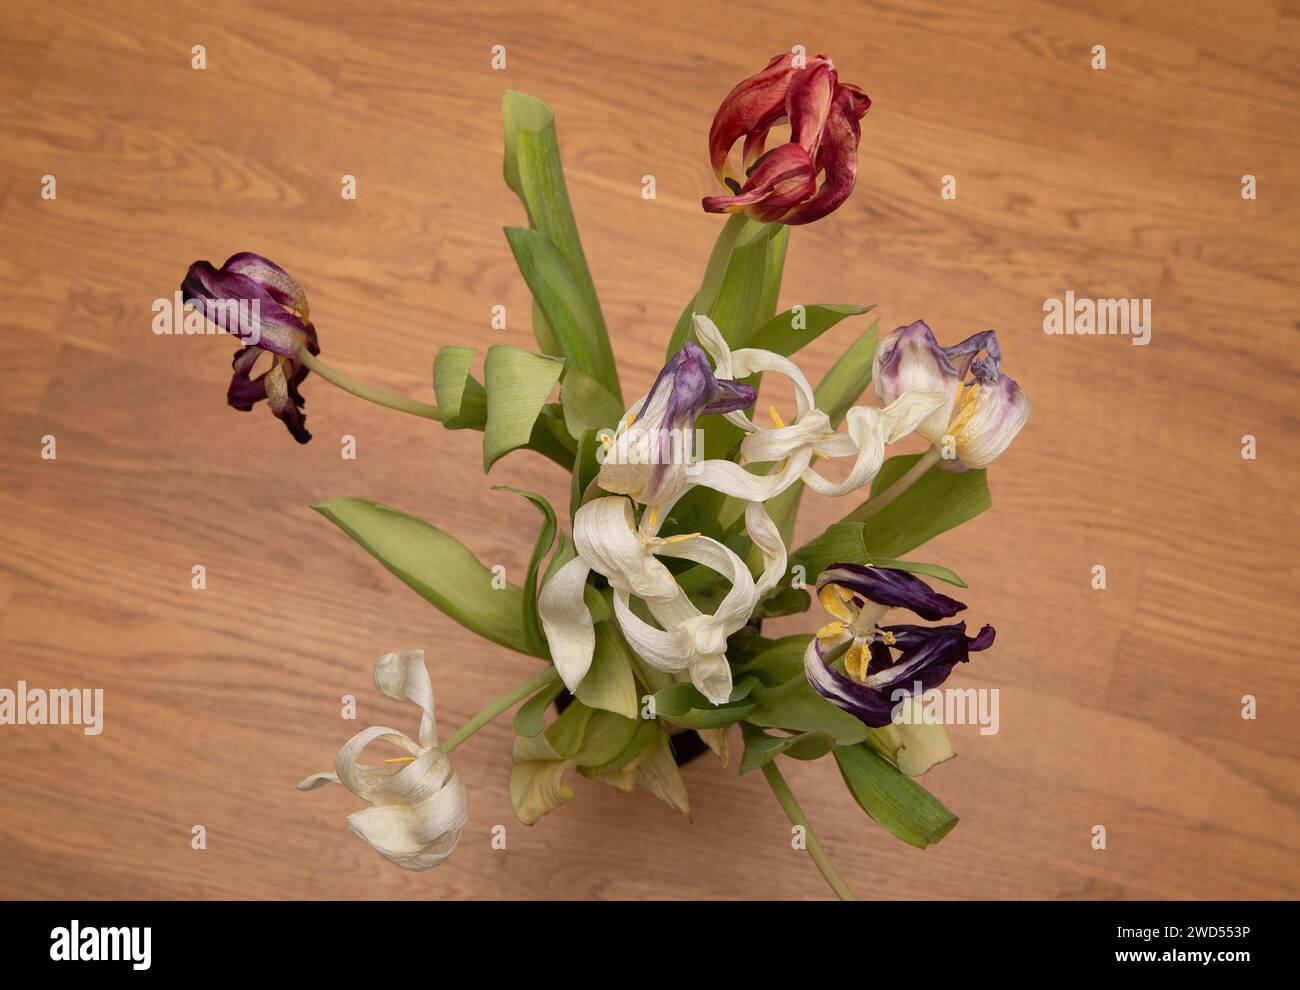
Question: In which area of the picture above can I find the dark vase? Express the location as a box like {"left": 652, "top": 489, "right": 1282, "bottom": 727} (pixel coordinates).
{"left": 552, "top": 690, "right": 708, "bottom": 766}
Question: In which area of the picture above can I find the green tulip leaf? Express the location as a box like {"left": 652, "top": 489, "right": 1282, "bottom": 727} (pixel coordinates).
{"left": 313, "top": 498, "right": 539, "bottom": 658}
{"left": 833, "top": 743, "right": 959, "bottom": 849}
{"left": 482, "top": 344, "right": 565, "bottom": 471}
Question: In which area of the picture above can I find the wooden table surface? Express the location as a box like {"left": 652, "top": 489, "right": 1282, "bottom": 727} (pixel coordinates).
{"left": 2, "top": 0, "right": 1297, "bottom": 900}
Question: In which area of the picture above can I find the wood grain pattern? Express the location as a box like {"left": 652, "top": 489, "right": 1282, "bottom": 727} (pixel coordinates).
{"left": 1, "top": 0, "right": 1297, "bottom": 900}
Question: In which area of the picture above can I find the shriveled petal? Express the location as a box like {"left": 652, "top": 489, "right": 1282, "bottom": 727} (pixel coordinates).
{"left": 688, "top": 652, "right": 734, "bottom": 705}
{"left": 745, "top": 500, "right": 788, "bottom": 596}
{"left": 708, "top": 52, "right": 803, "bottom": 183}
{"left": 950, "top": 375, "right": 1030, "bottom": 469}
{"left": 780, "top": 84, "right": 871, "bottom": 226}
{"left": 803, "top": 390, "right": 946, "bottom": 497}
{"left": 702, "top": 143, "right": 817, "bottom": 223}
{"left": 181, "top": 258, "right": 310, "bottom": 355}
{"left": 818, "top": 564, "right": 967, "bottom": 620}
{"left": 803, "top": 631, "right": 895, "bottom": 727}
{"left": 537, "top": 555, "right": 596, "bottom": 693}
{"left": 871, "top": 321, "right": 961, "bottom": 444}
{"left": 373, "top": 649, "right": 437, "bottom": 749}
{"left": 345, "top": 756, "right": 469, "bottom": 871}
{"left": 573, "top": 497, "right": 678, "bottom": 601}
{"left": 654, "top": 534, "right": 757, "bottom": 634}
{"left": 613, "top": 591, "right": 694, "bottom": 673}
{"left": 333, "top": 725, "right": 423, "bottom": 802}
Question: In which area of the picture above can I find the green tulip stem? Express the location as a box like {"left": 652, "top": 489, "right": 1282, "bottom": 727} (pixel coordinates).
{"left": 695, "top": 214, "right": 751, "bottom": 315}
{"left": 297, "top": 348, "right": 442, "bottom": 422}
{"left": 761, "top": 761, "right": 857, "bottom": 901}
{"left": 853, "top": 445, "right": 943, "bottom": 522}
{"left": 442, "top": 667, "right": 561, "bottom": 754}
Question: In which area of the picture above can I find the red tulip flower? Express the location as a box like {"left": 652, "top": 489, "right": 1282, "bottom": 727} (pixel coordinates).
{"left": 703, "top": 52, "right": 871, "bottom": 225}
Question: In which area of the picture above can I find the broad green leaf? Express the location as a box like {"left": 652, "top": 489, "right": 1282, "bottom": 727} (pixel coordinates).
{"left": 575, "top": 622, "right": 638, "bottom": 719}
{"left": 833, "top": 743, "right": 959, "bottom": 848}
{"left": 514, "top": 677, "right": 566, "bottom": 737}
{"left": 560, "top": 365, "right": 624, "bottom": 442}
{"left": 494, "top": 487, "right": 558, "bottom": 657}
{"left": 813, "top": 320, "right": 880, "bottom": 426}
{"left": 531, "top": 298, "right": 562, "bottom": 358}
{"left": 747, "top": 304, "right": 874, "bottom": 358}
{"left": 839, "top": 453, "right": 991, "bottom": 557}
{"left": 503, "top": 91, "right": 619, "bottom": 401}
{"left": 482, "top": 344, "right": 565, "bottom": 471}
{"left": 504, "top": 226, "right": 620, "bottom": 399}
{"left": 746, "top": 682, "right": 867, "bottom": 745}
{"left": 739, "top": 725, "right": 836, "bottom": 775}
{"left": 732, "top": 635, "right": 808, "bottom": 687}
{"left": 528, "top": 404, "right": 578, "bottom": 470}
{"left": 790, "top": 521, "right": 968, "bottom": 586}
{"left": 652, "top": 682, "right": 756, "bottom": 729}
{"left": 432, "top": 345, "right": 486, "bottom": 430}
{"left": 313, "top": 498, "right": 537, "bottom": 658}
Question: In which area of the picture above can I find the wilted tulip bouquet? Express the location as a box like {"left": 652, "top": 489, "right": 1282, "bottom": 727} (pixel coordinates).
{"left": 181, "top": 53, "right": 1029, "bottom": 898}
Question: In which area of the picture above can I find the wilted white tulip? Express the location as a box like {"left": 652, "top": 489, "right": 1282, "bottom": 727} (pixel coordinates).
{"left": 297, "top": 649, "right": 468, "bottom": 871}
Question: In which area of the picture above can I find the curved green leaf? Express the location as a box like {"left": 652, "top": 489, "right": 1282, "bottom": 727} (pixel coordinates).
{"left": 739, "top": 725, "right": 836, "bottom": 775}
{"left": 494, "top": 487, "right": 558, "bottom": 657}
{"left": 482, "top": 344, "right": 565, "bottom": 471}
{"left": 313, "top": 497, "right": 539, "bottom": 658}
{"left": 432, "top": 345, "right": 486, "bottom": 430}
{"left": 839, "top": 453, "right": 991, "bottom": 556}
{"left": 747, "top": 304, "right": 874, "bottom": 358}
{"left": 833, "top": 743, "right": 959, "bottom": 849}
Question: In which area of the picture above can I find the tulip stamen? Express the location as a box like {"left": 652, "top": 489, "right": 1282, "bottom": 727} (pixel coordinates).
{"left": 660, "top": 532, "right": 699, "bottom": 545}
{"left": 385, "top": 756, "right": 416, "bottom": 765}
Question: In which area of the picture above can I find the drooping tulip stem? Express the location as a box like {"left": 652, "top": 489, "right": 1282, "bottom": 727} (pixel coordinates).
{"left": 296, "top": 347, "right": 443, "bottom": 422}
{"left": 442, "top": 667, "right": 561, "bottom": 754}
{"left": 761, "top": 761, "right": 857, "bottom": 901}
{"left": 847, "top": 445, "right": 943, "bottom": 523}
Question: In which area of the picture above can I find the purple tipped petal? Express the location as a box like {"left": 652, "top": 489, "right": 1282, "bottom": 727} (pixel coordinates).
{"left": 944, "top": 329, "right": 1002, "bottom": 384}
{"left": 702, "top": 378, "right": 757, "bottom": 415}
{"left": 818, "top": 564, "right": 966, "bottom": 620}
{"left": 870, "top": 621, "right": 995, "bottom": 694}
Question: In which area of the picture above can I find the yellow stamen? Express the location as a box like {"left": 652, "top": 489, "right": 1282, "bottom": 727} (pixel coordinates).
{"left": 768, "top": 405, "right": 785, "bottom": 429}
{"left": 660, "top": 532, "right": 699, "bottom": 544}
{"left": 647, "top": 505, "right": 658, "bottom": 530}
{"left": 877, "top": 629, "right": 896, "bottom": 646}
{"left": 815, "top": 620, "right": 845, "bottom": 641}
{"left": 812, "top": 449, "right": 829, "bottom": 460}
{"left": 385, "top": 756, "right": 416, "bottom": 765}
{"left": 844, "top": 640, "right": 872, "bottom": 683}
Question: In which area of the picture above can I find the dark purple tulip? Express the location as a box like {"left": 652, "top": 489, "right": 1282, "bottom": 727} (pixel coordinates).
{"left": 181, "top": 252, "right": 319, "bottom": 444}
{"left": 804, "top": 565, "right": 995, "bottom": 728}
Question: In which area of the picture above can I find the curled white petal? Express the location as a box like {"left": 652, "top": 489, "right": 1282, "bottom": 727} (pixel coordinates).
{"left": 537, "top": 555, "right": 596, "bottom": 693}
{"left": 573, "top": 497, "right": 677, "bottom": 601}
{"left": 373, "top": 649, "right": 437, "bottom": 749}
{"left": 744, "top": 500, "right": 787, "bottom": 596}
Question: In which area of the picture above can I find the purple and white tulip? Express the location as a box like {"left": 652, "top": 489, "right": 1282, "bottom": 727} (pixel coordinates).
{"left": 598, "top": 340, "right": 756, "bottom": 506}
{"left": 803, "top": 563, "right": 995, "bottom": 729}
{"left": 181, "top": 252, "right": 320, "bottom": 444}
{"left": 872, "top": 320, "right": 1029, "bottom": 469}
